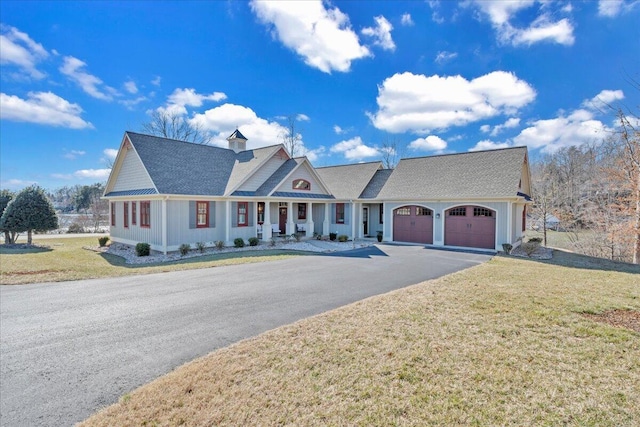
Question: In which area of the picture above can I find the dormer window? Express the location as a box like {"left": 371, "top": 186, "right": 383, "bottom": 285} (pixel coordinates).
{"left": 293, "top": 179, "right": 310, "bottom": 191}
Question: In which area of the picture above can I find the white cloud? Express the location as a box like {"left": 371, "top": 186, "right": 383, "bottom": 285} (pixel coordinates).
{"left": 296, "top": 113, "right": 310, "bottom": 121}
{"left": 598, "top": 0, "right": 637, "bottom": 17}
{"left": 63, "top": 150, "right": 86, "bottom": 160}
{"left": 582, "top": 89, "right": 625, "bottom": 109}
{"left": 119, "top": 96, "right": 147, "bottom": 110}
{"left": 369, "top": 71, "right": 536, "bottom": 133}
{"left": 190, "top": 103, "right": 291, "bottom": 149}
{"left": 124, "top": 80, "right": 138, "bottom": 94}
{"left": 435, "top": 50, "right": 457, "bottom": 64}
{"left": 513, "top": 109, "right": 611, "bottom": 153}
{"left": 333, "top": 125, "right": 345, "bottom": 134}
{"left": 485, "top": 117, "right": 521, "bottom": 136}
{"left": 401, "top": 13, "right": 414, "bottom": 26}
{"left": 469, "top": 140, "right": 512, "bottom": 151}
{"left": 250, "top": 0, "right": 371, "bottom": 73}
{"left": 361, "top": 15, "right": 396, "bottom": 51}
{"left": 301, "top": 145, "right": 325, "bottom": 162}
{"left": 151, "top": 76, "right": 161, "bottom": 86}
{"left": 480, "top": 124, "right": 491, "bottom": 133}
{"left": 73, "top": 169, "right": 111, "bottom": 180}
{"left": 408, "top": 135, "right": 447, "bottom": 152}
{"left": 160, "top": 88, "right": 227, "bottom": 116}
{"left": 330, "top": 136, "right": 380, "bottom": 160}
{"left": 59, "top": 56, "right": 117, "bottom": 100}
{"left": 0, "top": 25, "right": 49, "bottom": 79}
{"left": 0, "top": 178, "right": 38, "bottom": 190}
{"left": 473, "top": 1, "right": 575, "bottom": 46}
{"left": 0, "top": 91, "right": 93, "bottom": 129}
{"left": 103, "top": 148, "right": 118, "bottom": 161}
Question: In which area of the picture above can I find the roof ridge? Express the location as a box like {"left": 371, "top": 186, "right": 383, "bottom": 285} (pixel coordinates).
{"left": 399, "top": 146, "right": 527, "bottom": 162}
{"left": 316, "top": 160, "right": 383, "bottom": 169}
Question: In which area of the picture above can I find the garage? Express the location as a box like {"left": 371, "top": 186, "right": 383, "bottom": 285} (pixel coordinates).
{"left": 393, "top": 205, "right": 433, "bottom": 244}
{"left": 444, "top": 205, "right": 496, "bottom": 249}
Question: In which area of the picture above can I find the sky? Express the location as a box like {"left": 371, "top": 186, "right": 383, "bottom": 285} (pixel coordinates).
{"left": 1, "top": 0, "right": 639, "bottom": 191}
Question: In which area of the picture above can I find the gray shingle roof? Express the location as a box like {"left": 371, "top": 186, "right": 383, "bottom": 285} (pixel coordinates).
{"left": 359, "top": 169, "right": 393, "bottom": 199}
{"left": 125, "top": 132, "right": 281, "bottom": 196}
{"left": 316, "top": 162, "right": 382, "bottom": 200}
{"left": 377, "top": 147, "right": 528, "bottom": 200}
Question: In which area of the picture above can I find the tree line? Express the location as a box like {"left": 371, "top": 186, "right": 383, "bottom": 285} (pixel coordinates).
{"left": 531, "top": 108, "right": 639, "bottom": 264}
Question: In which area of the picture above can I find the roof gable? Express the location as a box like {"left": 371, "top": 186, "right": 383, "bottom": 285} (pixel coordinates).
{"left": 104, "top": 134, "right": 157, "bottom": 196}
{"left": 226, "top": 146, "right": 288, "bottom": 195}
{"left": 377, "top": 147, "right": 528, "bottom": 200}
{"left": 256, "top": 157, "right": 332, "bottom": 197}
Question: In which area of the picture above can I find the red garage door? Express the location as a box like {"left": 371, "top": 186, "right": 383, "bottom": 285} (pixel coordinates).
{"left": 445, "top": 206, "right": 496, "bottom": 249}
{"left": 393, "top": 206, "right": 433, "bottom": 244}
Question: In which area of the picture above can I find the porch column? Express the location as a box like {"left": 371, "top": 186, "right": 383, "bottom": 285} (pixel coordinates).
{"left": 161, "top": 198, "right": 168, "bottom": 254}
{"left": 351, "top": 201, "right": 357, "bottom": 239}
{"left": 306, "top": 202, "right": 314, "bottom": 238}
{"left": 263, "top": 201, "right": 272, "bottom": 240}
{"left": 225, "top": 200, "right": 231, "bottom": 245}
{"left": 323, "top": 203, "right": 330, "bottom": 235}
{"left": 287, "top": 201, "right": 294, "bottom": 236}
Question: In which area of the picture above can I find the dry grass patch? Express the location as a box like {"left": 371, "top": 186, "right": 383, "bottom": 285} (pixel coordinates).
{"left": 81, "top": 253, "right": 640, "bottom": 426}
{"left": 0, "top": 237, "right": 307, "bottom": 285}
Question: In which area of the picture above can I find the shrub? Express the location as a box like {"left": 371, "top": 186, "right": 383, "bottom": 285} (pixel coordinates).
{"left": 135, "top": 243, "right": 150, "bottom": 257}
{"left": 502, "top": 243, "right": 513, "bottom": 254}
{"left": 329, "top": 232, "right": 337, "bottom": 241}
{"left": 528, "top": 237, "right": 543, "bottom": 244}
{"left": 269, "top": 238, "right": 277, "bottom": 247}
{"left": 196, "top": 241, "right": 206, "bottom": 253}
{"left": 521, "top": 241, "right": 540, "bottom": 257}
{"left": 67, "top": 221, "right": 84, "bottom": 234}
{"left": 179, "top": 243, "right": 191, "bottom": 256}
{"left": 291, "top": 233, "right": 301, "bottom": 242}
{"left": 234, "top": 237, "right": 245, "bottom": 248}
{"left": 338, "top": 234, "right": 348, "bottom": 242}
{"left": 98, "top": 236, "right": 110, "bottom": 247}
{"left": 248, "top": 237, "right": 259, "bottom": 246}
{"left": 214, "top": 240, "right": 225, "bottom": 250}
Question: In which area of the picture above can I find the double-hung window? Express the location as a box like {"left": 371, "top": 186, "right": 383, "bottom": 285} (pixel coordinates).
{"left": 131, "top": 202, "right": 137, "bottom": 225}
{"left": 140, "top": 201, "right": 151, "bottom": 228}
{"left": 336, "top": 203, "right": 345, "bottom": 223}
{"left": 110, "top": 203, "right": 116, "bottom": 226}
{"left": 237, "top": 202, "right": 248, "bottom": 226}
{"left": 123, "top": 202, "right": 129, "bottom": 228}
{"left": 196, "top": 201, "right": 209, "bottom": 228}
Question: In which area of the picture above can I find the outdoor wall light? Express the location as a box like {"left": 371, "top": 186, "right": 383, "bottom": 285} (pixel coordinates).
{"left": 436, "top": 213, "right": 441, "bottom": 219}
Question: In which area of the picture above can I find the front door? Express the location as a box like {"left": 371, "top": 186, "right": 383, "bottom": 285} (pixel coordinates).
{"left": 279, "top": 207, "right": 287, "bottom": 235}
{"left": 363, "top": 207, "right": 369, "bottom": 236}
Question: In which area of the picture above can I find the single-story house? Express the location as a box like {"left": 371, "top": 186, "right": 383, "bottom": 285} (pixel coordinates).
{"left": 103, "top": 130, "right": 532, "bottom": 253}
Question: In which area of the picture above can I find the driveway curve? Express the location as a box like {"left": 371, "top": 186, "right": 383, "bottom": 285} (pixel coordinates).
{"left": 0, "top": 244, "right": 492, "bottom": 426}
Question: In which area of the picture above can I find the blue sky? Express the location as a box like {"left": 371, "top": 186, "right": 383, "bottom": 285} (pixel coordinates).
{"left": 1, "top": 0, "right": 638, "bottom": 191}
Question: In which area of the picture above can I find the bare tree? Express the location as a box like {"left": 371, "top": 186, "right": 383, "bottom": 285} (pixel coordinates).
{"left": 281, "top": 115, "right": 302, "bottom": 157}
{"left": 380, "top": 134, "right": 402, "bottom": 169}
{"left": 142, "top": 110, "right": 210, "bottom": 144}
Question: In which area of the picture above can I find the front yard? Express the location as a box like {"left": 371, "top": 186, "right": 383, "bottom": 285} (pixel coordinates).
{"left": 81, "top": 251, "right": 639, "bottom": 426}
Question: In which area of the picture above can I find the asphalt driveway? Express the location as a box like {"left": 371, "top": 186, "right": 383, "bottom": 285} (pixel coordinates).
{"left": 0, "top": 244, "right": 492, "bottom": 426}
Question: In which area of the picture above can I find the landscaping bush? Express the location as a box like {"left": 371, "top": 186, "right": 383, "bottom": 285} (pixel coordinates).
{"left": 214, "top": 240, "right": 225, "bottom": 250}
{"left": 248, "top": 237, "right": 259, "bottom": 246}
{"left": 179, "top": 243, "right": 191, "bottom": 256}
{"left": 338, "top": 234, "right": 348, "bottom": 242}
{"left": 234, "top": 238, "right": 245, "bottom": 248}
{"left": 67, "top": 221, "right": 85, "bottom": 234}
{"left": 521, "top": 241, "right": 540, "bottom": 257}
{"left": 528, "top": 237, "right": 543, "bottom": 244}
{"left": 502, "top": 243, "right": 513, "bottom": 254}
{"left": 135, "top": 243, "right": 150, "bottom": 257}
{"left": 98, "top": 236, "right": 110, "bottom": 247}
{"left": 269, "top": 238, "right": 277, "bottom": 247}
{"left": 196, "top": 241, "right": 206, "bottom": 253}
{"left": 329, "top": 232, "right": 337, "bottom": 241}
{"left": 291, "top": 233, "right": 301, "bottom": 242}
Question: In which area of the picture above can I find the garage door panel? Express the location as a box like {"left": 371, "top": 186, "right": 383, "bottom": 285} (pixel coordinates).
{"left": 393, "top": 206, "right": 433, "bottom": 244}
{"left": 445, "top": 206, "right": 495, "bottom": 249}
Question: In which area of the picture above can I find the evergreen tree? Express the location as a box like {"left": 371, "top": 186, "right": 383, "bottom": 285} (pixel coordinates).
{"left": 0, "top": 186, "right": 58, "bottom": 244}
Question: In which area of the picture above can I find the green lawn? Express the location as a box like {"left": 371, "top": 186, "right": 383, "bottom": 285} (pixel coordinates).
{"left": 81, "top": 251, "right": 640, "bottom": 426}
{"left": 0, "top": 237, "right": 308, "bottom": 285}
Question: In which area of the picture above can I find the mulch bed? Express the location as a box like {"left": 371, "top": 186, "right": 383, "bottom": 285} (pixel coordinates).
{"left": 583, "top": 309, "right": 640, "bottom": 333}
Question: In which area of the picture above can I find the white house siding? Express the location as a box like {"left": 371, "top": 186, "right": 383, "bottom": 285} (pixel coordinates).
{"left": 112, "top": 149, "right": 154, "bottom": 192}
{"left": 274, "top": 165, "right": 330, "bottom": 195}
{"left": 384, "top": 201, "right": 510, "bottom": 250}
{"left": 110, "top": 200, "right": 163, "bottom": 248}
{"left": 166, "top": 200, "right": 225, "bottom": 248}
{"left": 237, "top": 155, "right": 287, "bottom": 192}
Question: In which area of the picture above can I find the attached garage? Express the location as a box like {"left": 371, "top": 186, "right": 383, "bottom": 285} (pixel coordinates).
{"left": 393, "top": 205, "right": 433, "bottom": 244}
{"left": 444, "top": 205, "right": 496, "bottom": 249}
